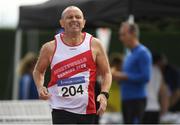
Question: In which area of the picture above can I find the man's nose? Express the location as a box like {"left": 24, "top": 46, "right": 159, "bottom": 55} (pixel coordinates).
{"left": 72, "top": 17, "right": 77, "bottom": 21}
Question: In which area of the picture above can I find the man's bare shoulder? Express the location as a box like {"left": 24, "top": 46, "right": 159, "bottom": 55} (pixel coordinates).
{"left": 91, "top": 37, "right": 102, "bottom": 48}
{"left": 91, "top": 37, "right": 105, "bottom": 51}
{"left": 41, "top": 40, "right": 55, "bottom": 52}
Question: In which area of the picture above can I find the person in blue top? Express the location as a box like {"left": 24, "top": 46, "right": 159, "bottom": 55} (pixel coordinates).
{"left": 111, "top": 21, "right": 152, "bottom": 124}
{"left": 18, "top": 52, "right": 39, "bottom": 100}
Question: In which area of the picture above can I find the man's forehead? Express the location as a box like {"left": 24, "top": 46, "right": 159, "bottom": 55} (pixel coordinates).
{"left": 120, "top": 23, "right": 129, "bottom": 31}
{"left": 61, "top": 6, "right": 84, "bottom": 18}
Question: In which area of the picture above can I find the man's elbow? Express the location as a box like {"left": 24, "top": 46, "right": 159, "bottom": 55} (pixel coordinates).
{"left": 33, "top": 68, "right": 39, "bottom": 80}
{"left": 106, "top": 72, "right": 112, "bottom": 80}
{"left": 32, "top": 69, "right": 36, "bottom": 78}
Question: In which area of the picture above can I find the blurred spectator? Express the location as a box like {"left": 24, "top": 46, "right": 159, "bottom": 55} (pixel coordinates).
{"left": 110, "top": 53, "right": 123, "bottom": 74}
{"left": 112, "top": 22, "right": 152, "bottom": 124}
{"left": 110, "top": 52, "right": 124, "bottom": 88}
{"left": 18, "top": 52, "right": 39, "bottom": 100}
{"left": 142, "top": 52, "right": 169, "bottom": 124}
{"left": 109, "top": 53, "right": 123, "bottom": 112}
{"left": 158, "top": 54, "right": 180, "bottom": 112}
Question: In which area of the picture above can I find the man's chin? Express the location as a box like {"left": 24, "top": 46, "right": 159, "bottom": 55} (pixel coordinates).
{"left": 70, "top": 29, "right": 81, "bottom": 33}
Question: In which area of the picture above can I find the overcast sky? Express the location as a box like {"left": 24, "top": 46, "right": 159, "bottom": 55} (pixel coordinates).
{"left": 0, "top": 0, "right": 48, "bottom": 28}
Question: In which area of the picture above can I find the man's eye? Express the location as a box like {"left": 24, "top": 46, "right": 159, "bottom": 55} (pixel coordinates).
{"left": 76, "top": 16, "right": 81, "bottom": 19}
{"left": 68, "top": 16, "right": 73, "bottom": 19}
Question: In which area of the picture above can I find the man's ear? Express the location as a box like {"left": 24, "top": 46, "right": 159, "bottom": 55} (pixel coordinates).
{"left": 82, "top": 19, "right": 86, "bottom": 28}
{"left": 60, "top": 19, "right": 64, "bottom": 28}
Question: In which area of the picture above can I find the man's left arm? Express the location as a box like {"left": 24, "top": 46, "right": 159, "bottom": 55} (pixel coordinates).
{"left": 92, "top": 38, "right": 112, "bottom": 115}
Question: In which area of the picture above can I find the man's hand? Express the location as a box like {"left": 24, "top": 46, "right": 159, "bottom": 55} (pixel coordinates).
{"left": 38, "top": 86, "right": 51, "bottom": 100}
{"left": 111, "top": 67, "right": 128, "bottom": 81}
{"left": 96, "top": 94, "right": 107, "bottom": 116}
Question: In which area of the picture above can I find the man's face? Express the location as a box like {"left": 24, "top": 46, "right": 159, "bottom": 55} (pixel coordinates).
{"left": 60, "top": 8, "right": 86, "bottom": 33}
{"left": 119, "top": 24, "right": 131, "bottom": 47}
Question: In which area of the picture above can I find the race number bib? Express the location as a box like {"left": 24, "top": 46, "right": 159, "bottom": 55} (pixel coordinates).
{"left": 57, "top": 76, "right": 86, "bottom": 97}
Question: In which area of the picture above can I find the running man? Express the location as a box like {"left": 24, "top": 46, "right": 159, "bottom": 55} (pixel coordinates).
{"left": 33, "top": 6, "right": 112, "bottom": 124}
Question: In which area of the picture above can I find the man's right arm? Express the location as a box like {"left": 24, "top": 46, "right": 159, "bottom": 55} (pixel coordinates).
{"left": 33, "top": 40, "right": 55, "bottom": 100}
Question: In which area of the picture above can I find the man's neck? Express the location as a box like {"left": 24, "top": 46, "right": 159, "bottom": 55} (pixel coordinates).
{"left": 62, "top": 32, "right": 84, "bottom": 46}
{"left": 130, "top": 39, "right": 139, "bottom": 49}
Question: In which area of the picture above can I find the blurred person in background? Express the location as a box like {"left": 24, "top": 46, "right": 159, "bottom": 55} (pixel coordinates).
{"left": 109, "top": 53, "right": 123, "bottom": 112}
{"left": 110, "top": 53, "right": 123, "bottom": 74}
{"left": 18, "top": 52, "right": 39, "bottom": 100}
{"left": 142, "top": 52, "right": 169, "bottom": 124}
{"left": 158, "top": 54, "right": 180, "bottom": 112}
{"left": 112, "top": 22, "right": 152, "bottom": 124}
{"left": 33, "top": 6, "right": 112, "bottom": 124}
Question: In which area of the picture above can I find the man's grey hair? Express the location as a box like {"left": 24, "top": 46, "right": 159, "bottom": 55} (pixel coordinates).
{"left": 122, "top": 22, "right": 140, "bottom": 38}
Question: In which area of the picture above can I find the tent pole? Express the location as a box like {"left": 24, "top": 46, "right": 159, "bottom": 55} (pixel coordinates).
{"left": 12, "top": 29, "right": 22, "bottom": 100}
{"left": 27, "top": 29, "right": 39, "bottom": 53}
